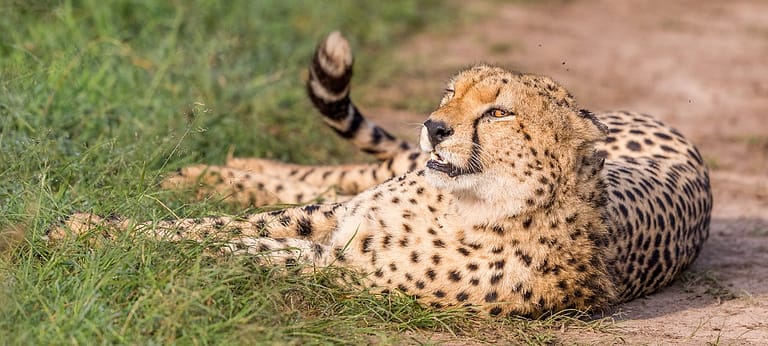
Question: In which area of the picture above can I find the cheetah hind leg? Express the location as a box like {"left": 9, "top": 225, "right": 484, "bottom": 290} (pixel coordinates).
{"left": 161, "top": 164, "right": 351, "bottom": 207}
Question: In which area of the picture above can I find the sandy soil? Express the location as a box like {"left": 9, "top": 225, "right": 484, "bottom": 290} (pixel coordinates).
{"left": 359, "top": 0, "right": 768, "bottom": 343}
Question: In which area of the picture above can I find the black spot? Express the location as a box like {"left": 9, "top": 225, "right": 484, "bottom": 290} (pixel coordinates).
{"left": 434, "top": 290, "right": 446, "bottom": 298}
{"left": 415, "top": 281, "right": 425, "bottom": 289}
{"left": 515, "top": 249, "right": 532, "bottom": 266}
{"left": 489, "top": 307, "right": 503, "bottom": 316}
{"left": 313, "top": 243, "right": 325, "bottom": 257}
{"left": 426, "top": 269, "right": 436, "bottom": 280}
{"left": 297, "top": 218, "right": 313, "bottom": 236}
{"left": 491, "top": 260, "right": 506, "bottom": 269}
{"left": 411, "top": 251, "right": 420, "bottom": 263}
{"left": 361, "top": 235, "right": 373, "bottom": 253}
{"left": 522, "top": 218, "right": 533, "bottom": 229}
{"left": 432, "top": 254, "right": 442, "bottom": 265}
{"left": 334, "top": 248, "right": 346, "bottom": 262}
{"left": 429, "top": 302, "right": 443, "bottom": 309}
{"left": 433, "top": 239, "right": 446, "bottom": 248}
{"left": 467, "top": 263, "right": 479, "bottom": 271}
{"left": 490, "top": 273, "right": 503, "bottom": 285}
{"left": 456, "top": 292, "right": 469, "bottom": 302}
{"left": 302, "top": 204, "right": 320, "bottom": 214}
{"left": 627, "top": 141, "right": 642, "bottom": 151}
{"left": 485, "top": 291, "right": 498, "bottom": 302}
{"left": 448, "top": 270, "right": 462, "bottom": 282}
{"left": 625, "top": 190, "right": 637, "bottom": 202}
{"left": 523, "top": 290, "right": 533, "bottom": 301}
{"left": 457, "top": 247, "right": 470, "bottom": 256}
{"left": 618, "top": 204, "right": 629, "bottom": 218}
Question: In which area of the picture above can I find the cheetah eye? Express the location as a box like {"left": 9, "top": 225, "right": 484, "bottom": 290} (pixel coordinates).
{"left": 484, "top": 108, "right": 514, "bottom": 118}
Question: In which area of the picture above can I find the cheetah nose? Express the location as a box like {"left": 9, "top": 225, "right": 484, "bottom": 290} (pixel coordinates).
{"left": 424, "top": 119, "right": 453, "bottom": 147}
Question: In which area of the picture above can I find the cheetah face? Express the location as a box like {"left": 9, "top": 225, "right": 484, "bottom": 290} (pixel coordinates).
{"left": 420, "top": 65, "right": 606, "bottom": 220}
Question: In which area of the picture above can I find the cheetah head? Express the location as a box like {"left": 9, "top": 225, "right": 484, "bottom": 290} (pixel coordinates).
{"left": 420, "top": 65, "right": 608, "bottom": 221}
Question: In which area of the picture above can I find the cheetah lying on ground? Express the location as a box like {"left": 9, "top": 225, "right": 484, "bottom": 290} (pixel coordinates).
{"left": 52, "top": 32, "right": 712, "bottom": 317}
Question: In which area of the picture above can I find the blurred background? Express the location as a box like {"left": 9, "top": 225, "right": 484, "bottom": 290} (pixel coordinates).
{"left": 1, "top": 0, "right": 766, "bottom": 343}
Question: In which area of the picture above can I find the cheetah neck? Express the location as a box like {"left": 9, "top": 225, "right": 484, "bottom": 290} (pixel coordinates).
{"left": 445, "top": 148, "right": 618, "bottom": 307}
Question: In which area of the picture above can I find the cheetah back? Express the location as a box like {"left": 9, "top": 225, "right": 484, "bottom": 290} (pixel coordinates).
{"left": 598, "top": 111, "right": 711, "bottom": 301}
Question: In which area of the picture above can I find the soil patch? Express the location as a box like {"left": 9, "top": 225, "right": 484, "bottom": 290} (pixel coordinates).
{"left": 360, "top": 0, "right": 768, "bottom": 343}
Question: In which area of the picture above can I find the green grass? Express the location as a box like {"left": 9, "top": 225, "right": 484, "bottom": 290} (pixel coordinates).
{"left": 0, "top": 0, "right": 612, "bottom": 344}
{"left": 0, "top": 0, "right": 464, "bottom": 343}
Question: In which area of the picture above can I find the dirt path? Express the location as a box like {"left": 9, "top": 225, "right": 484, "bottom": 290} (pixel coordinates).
{"left": 362, "top": 0, "right": 768, "bottom": 343}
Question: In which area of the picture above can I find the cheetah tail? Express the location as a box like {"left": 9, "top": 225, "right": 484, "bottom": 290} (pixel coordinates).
{"left": 307, "top": 31, "right": 412, "bottom": 161}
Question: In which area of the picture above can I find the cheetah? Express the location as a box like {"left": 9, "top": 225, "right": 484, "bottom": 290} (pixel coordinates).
{"left": 51, "top": 32, "right": 712, "bottom": 317}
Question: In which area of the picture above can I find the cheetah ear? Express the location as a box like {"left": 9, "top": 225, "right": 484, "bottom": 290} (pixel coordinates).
{"left": 571, "top": 109, "right": 608, "bottom": 143}
{"left": 578, "top": 109, "right": 608, "bottom": 134}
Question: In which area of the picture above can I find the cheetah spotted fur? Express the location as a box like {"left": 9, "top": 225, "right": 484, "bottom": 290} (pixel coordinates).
{"left": 52, "top": 32, "right": 712, "bottom": 317}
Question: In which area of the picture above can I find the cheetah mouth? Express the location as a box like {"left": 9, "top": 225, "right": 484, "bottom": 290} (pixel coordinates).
{"left": 426, "top": 151, "right": 478, "bottom": 177}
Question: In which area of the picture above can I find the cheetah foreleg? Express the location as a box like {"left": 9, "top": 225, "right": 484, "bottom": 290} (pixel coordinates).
{"left": 49, "top": 202, "right": 344, "bottom": 246}
{"left": 222, "top": 236, "right": 333, "bottom": 268}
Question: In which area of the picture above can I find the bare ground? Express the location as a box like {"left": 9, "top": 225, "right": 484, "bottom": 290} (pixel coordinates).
{"left": 359, "top": 0, "right": 768, "bottom": 343}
